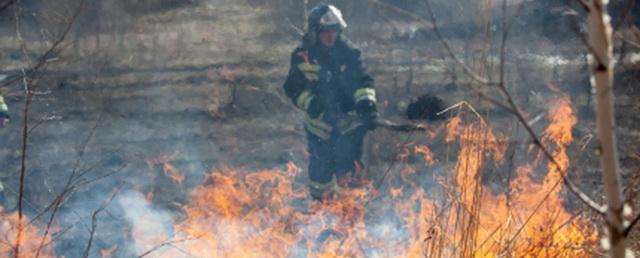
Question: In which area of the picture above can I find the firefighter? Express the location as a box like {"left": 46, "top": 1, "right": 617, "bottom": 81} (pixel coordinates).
{"left": 283, "top": 4, "right": 378, "bottom": 201}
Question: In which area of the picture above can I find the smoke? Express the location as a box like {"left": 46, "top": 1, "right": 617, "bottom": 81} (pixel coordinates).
{"left": 0, "top": 0, "right": 638, "bottom": 256}
{"left": 116, "top": 190, "right": 174, "bottom": 256}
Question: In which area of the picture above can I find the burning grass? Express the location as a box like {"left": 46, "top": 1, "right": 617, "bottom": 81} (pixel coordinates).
{"left": 0, "top": 96, "right": 597, "bottom": 257}
{"left": 134, "top": 95, "right": 598, "bottom": 257}
{"left": 0, "top": 208, "right": 55, "bottom": 258}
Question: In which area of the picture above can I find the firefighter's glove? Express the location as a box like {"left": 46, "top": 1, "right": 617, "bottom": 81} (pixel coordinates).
{"left": 356, "top": 100, "right": 378, "bottom": 130}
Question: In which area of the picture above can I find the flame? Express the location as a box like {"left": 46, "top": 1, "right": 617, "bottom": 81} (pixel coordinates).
{"left": 146, "top": 191, "right": 154, "bottom": 201}
{"left": 414, "top": 145, "right": 435, "bottom": 166}
{"left": 133, "top": 95, "right": 596, "bottom": 257}
{"left": 148, "top": 155, "right": 185, "bottom": 185}
{"left": 0, "top": 207, "right": 55, "bottom": 258}
{"left": 428, "top": 96, "right": 595, "bottom": 257}
{"left": 100, "top": 244, "right": 118, "bottom": 258}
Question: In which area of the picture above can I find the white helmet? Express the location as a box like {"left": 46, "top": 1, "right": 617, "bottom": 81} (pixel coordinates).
{"left": 308, "top": 4, "right": 347, "bottom": 32}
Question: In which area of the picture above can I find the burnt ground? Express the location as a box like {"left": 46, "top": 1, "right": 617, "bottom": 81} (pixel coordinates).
{"left": 0, "top": 0, "right": 639, "bottom": 256}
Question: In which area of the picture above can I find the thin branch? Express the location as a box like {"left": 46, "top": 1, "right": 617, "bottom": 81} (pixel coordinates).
{"left": 373, "top": 132, "right": 415, "bottom": 192}
{"left": 70, "top": 115, "right": 101, "bottom": 180}
{"left": 619, "top": 34, "right": 640, "bottom": 49}
{"left": 41, "top": 224, "right": 73, "bottom": 249}
{"left": 75, "top": 145, "right": 124, "bottom": 178}
{"left": 34, "top": 186, "right": 74, "bottom": 258}
{"left": 420, "top": 0, "right": 605, "bottom": 245}
{"left": 576, "top": 0, "right": 590, "bottom": 13}
{"left": 28, "top": 162, "right": 125, "bottom": 225}
{"left": 15, "top": 69, "right": 30, "bottom": 258}
{"left": 82, "top": 189, "right": 120, "bottom": 258}
{"left": 0, "top": 0, "right": 16, "bottom": 12}
{"left": 26, "top": 119, "right": 46, "bottom": 135}
{"left": 10, "top": 7, "right": 85, "bottom": 252}
{"left": 422, "top": 0, "right": 492, "bottom": 85}
{"left": 499, "top": 0, "right": 508, "bottom": 90}
{"left": 428, "top": 0, "right": 605, "bottom": 216}
{"left": 35, "top": 116, "right": 99, "bottom": 258}
{"left": 566, "top": 7, "right": 607, "bottom": 67}
{"left": 437, "top": 101, "right": 488, "bottom": 126}
{"left": 497, "top": 78, "right": 606, "bottom": 216}
{"left": 136, "top": 237, "right": 200, "bottom": 258}
{"left": 363, "top": 0, "right": 493, "bottom": 85}
{"left": 75, "top": 164, "right": 127, "bottom": 188}
{"left": 509, "top": 0, "right": 603, "bottom": 225}
{"left": 497, "top": 35, "right": 603, "bottom": 258}
{"left": 284, "top": 18, "right": 304, "bottom": 37}
{"left": 1, "top": 0, "right": 85, "bottom": 89}
{"left": 14, "top": 1, "right": 31, "bottom": 256}
{"left": 623, "top": 212, "right": 640, "bottom": 237}
{"left": 612, "top": 0, "right": 635, "bottom": 31}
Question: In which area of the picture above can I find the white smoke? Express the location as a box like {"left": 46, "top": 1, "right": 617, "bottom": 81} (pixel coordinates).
{"left": 116, "top": 191, "right": 175, "bottom": 256}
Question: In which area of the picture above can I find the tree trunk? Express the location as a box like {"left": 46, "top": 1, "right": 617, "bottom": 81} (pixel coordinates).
{"left": 588, "top": 0, "right": 629, "bottom": 257}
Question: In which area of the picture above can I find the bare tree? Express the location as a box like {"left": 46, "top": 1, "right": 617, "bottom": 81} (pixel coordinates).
{"left": 586, "top": 0, "right": 630, "bottom": 256}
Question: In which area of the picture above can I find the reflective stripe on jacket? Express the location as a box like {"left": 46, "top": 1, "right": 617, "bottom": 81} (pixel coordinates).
{"left": 282, "top": 39, "right": 375, "bottom": 139}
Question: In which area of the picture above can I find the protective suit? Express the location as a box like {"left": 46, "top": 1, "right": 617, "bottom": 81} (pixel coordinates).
{"left": 282, "top": 4, "right": 377, "bottom": 200}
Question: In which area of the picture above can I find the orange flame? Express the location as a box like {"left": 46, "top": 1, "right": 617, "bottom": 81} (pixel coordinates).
{"left": 148, "top": 155, "right": 185, "bottom": 185}
{"left": 134, "top": 96, "right": 596, "bottom": 257}
{"left": 0, "top": 207, "right": 55, "bottom": 258}
{"left": 414, "top": 145, "right": 435, "bottom": 166}
{"left": 100, "top": 244, "right": 118, "bottom": 258}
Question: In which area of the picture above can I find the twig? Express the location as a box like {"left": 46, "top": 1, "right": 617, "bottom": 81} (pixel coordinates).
{"left": 431, "top": 0, "right": 604, "bottom": 216}
{"left": 498, "top": 71, "right": 604, "bottom": 258}
{"left": 364, "top": 0, "right": 493, "bottom": 85}
{"left": 422, "top": 0, "right": 492, "bottom": 86}
{"left": 10, "top": 6, "right": 86, "bottom": 253}
{"left": 82, "top": 188, "right": 120, "bottom": 258}
{"left": 373, "top": 133, "right": 415, "bottom": 191}
{"left": 34, "top": 186, "right": 74, "bottom": 258}
{"left": 620, "top": 36, "right": 640, "bottom": 49}
{"left": 437, "top": 101, "right": 487, "bottom": 125}
{"left": 15, "top": 70, "right": 30, "bottom": 258}
{"left": 26, "top": 119, "right": 47, "bottom": 135}
{"left": 28, "top": 162, "right": 125, "bottom": 225}
{"left": 136, "top": 237, "right": 200, "bottom": 258}
{"left": 0, "top": 0, "right": 16, "bottom": 12}
{"left": 14, "top": 1, "right": 31, "bottom": 256}
{"left": 494, "top": 0, "right": 605, "bottom": 242}
{"left": 623, "top": 212, "right": 640, "bottom": 237}
{"left": 498, "top": 0, "right": 508, "bottom": 94}
{"left": 75, "top": 164, "right": 127, "bottom": 188}
{"left": 285, "top": 18, "right": 304, "bottom": 37}
{"left": 566, "top": 7, "right": 607, "bottom": 67}
{"left": 422, "top": 0, "right": 605, "bottom": 246}
{"left": 579, "top": 134, "right": 593, "bottom": 151}
{"left": 1, "top": 0, "right": 85, "bottom": 89}
{"left": 612, "top": 0, "right": 635, "bottom": 31}
{"left": 576, "top": 0, "right": 590, "bottom": 13}
{"left": 474, "top": 223, "right": 504, "bottom": 254}
{"left": 35, "top": 116, "right": 99, "bottom": 258}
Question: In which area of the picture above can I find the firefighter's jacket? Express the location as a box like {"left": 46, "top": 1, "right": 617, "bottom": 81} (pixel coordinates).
{"left": 283, "top": 39, "right": 376, "bottom": 140}
{"left": 0, "top": 94, "right": 7, "bottom": 119}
